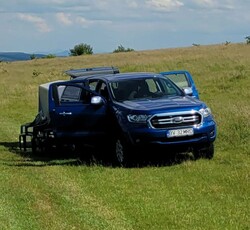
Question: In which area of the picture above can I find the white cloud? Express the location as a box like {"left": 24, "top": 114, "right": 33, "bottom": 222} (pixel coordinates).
{"left": 56, "top": 12, "right": 72, "bottom": 25}
{"left": 190, "top": 0, "right": 234, "bottom": 10}
{"left": 146, "top": 0, "right": 184, "bottom": 11}
{"left": 18, "top": 13, "right": 52, "bottom": 32}
{"left": 74, "top": 16, "right": 112, "bottom": 28}
{"left": 75, "top": 16, "right": 94, "bottom": 28}
{"left": 193, "top": 0, "right": 217, "bottom": 7}
{"left": 126, "top": 0, "right": 138, "bottom": 9}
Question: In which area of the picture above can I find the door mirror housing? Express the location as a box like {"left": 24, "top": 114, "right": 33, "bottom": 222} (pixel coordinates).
{"left": 183, "top": 87, "right": 193, "bottom": 96}
{"left": 91, "top": 96, "right": 104, "bottom": 105}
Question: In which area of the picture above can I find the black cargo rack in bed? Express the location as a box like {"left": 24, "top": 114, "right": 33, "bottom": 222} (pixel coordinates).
{"left": 65, "top": 66, "right": 120, "bottom": 79}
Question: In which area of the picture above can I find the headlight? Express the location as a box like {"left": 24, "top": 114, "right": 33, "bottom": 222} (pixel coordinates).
{"left": 127, "top": 114, "right": 151, "bottom": 123}
{"left": 199, "top": 107, "right": 212, "bottom": 117}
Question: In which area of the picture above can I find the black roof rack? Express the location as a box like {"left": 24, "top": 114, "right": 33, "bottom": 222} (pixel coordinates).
{"left": 65, "top": 66, "right": 120, "bottom": 79}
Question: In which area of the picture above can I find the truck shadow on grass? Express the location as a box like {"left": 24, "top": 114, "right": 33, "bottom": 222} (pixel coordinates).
{"left": 0, "top": 141, "right": 195, "bottom": 168}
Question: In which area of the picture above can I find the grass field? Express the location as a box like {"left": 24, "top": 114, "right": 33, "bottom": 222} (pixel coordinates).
{"left": 0, "top": 43, "right": 249, "bottom": 230}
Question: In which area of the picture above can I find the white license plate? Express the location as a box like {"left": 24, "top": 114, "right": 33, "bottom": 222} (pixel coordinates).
{"left": 167, "top": 128, "right": 194, "bottom": 137}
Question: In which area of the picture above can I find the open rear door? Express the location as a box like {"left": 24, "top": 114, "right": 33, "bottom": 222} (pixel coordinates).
{"left": 160, "top": 70, "right": 199, "bottom": 99}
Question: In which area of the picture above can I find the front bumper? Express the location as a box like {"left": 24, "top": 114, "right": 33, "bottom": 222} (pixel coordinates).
{"left": 127, "top": 120, "right": 217, "bottom": 147}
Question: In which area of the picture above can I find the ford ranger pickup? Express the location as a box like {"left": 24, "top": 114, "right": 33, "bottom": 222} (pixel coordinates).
{"left": 19, "top": 67, "right": 217, "bottom": 165}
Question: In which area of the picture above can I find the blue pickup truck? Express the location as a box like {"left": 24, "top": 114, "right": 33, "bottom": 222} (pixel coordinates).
{"left": 19, "top": 67, "right": 216, "bottom": 165}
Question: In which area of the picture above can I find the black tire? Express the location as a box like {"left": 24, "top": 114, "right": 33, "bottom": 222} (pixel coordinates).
{"left": 31, "top": 136, "right": 42, "bottom": 155}
{"left": 193, "top": 143, "right": 214, "bottom": 160}
{"left": 112, "top": 135, "right": 133, "bottom": 167}
{"left": 31, "top": 133, "right": 53, "bottom": 156}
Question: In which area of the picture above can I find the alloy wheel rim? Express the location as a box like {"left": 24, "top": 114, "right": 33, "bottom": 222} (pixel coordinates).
{"left": 116, "top": 140, "right": 124, "bottom": 163}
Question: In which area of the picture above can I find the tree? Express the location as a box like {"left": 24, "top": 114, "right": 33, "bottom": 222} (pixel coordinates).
{"left": 245, "top": 36, "right": 250, "bottom": 44}
{"left": 113, "top": 44, "right": 134, "bottom": 53}
{"left": 30, "top": 54, "right": 36, "bottom": 60}
{"left": 45, "top": 54, "right": 56, "bottom": 59}
{"left": 69, "top": 43, "right": 93, "bottom": 56}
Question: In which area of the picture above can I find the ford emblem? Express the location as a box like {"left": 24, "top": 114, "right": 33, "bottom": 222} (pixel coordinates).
{"left": 173, "top": 116, "right": 183, "bottom": 123}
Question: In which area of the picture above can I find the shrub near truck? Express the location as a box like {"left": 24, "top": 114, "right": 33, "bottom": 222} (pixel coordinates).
{"left": 19, "top": 68, "right": 217, "bottom": 166}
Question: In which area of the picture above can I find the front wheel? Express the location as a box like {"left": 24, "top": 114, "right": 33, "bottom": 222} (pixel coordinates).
{"left": 111, "top": 135, "right": 133, "bottom": 167}
{"left": 193, "top": 143, "right": 214, "bottom": 160}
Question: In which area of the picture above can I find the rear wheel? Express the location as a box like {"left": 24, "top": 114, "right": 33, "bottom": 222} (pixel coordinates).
{"left": 31, "top": 136, "right": 47, "bottom": 155}
{"left": 193, "top": 143, "right": 214, "bottom": 160}
{"left": 31, "top": 136, "right": 40, "bottom": 155}
{"left": 31, "top": 131, "right": 53, "bottom": 156}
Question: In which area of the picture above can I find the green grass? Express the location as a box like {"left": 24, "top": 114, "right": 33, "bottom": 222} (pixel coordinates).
{"left": 0, "top": 43, "right": 249, "bottom": 230}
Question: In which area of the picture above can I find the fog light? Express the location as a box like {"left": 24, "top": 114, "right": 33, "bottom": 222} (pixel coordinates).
{"left": 210, "top": 130, "right": 215, "bottom": 137}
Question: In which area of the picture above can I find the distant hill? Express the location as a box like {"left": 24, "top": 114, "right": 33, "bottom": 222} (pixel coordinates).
{"left": 0, "top": 52, "right": 46, "bottom": 62}
{"left": 52, "top": 50, "right": 69, "bottom": 57}
{"left": 0, "top": 51, "right": 69, "bottom": 62}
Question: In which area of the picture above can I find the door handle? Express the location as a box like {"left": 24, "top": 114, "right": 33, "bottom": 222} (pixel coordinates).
{"left": 59, "top": 112, "right": 72, "bottom": 116}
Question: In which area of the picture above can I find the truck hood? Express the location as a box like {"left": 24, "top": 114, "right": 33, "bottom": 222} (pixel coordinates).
{"left": 116, "top": 96, "right": 203, "bottom": 111}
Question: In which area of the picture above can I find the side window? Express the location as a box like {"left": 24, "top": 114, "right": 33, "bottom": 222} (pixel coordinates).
{"left": 99, "top": 83, "right": 109, "bottom": 99}
{"left": 166, "top": 73, "right": 190, "bottom": 89}
{"left": 61, "top": 86, "right": 82, "bottom": 102}
{"left": 56, "top": 85, "right": 93, "bottom": 104}
{"left": 93, "top": 80, "right": 109, "bottom": 100}
{"left": 88, "top": 81, "right": 98, "bottom": 91}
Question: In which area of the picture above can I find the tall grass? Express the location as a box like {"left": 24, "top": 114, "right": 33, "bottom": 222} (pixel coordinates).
{"left": 0, "top": 43, "right": 249, "bottom": 229}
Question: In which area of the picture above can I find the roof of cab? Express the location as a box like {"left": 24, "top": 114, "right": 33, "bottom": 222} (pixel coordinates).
{"left": 97, "top": 72, "right": 162, "bottom": 81}
{"left": 70, "top": 72, "right": 163, "bottom": 83}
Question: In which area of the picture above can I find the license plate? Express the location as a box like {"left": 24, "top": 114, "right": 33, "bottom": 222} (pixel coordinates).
{"left": 167, "top": 128, "right": 194, "bottom": 137}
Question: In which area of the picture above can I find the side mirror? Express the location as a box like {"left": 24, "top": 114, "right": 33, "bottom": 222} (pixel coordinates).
{"left": 183, "top": 87, "right": 193, "bottom": 96}
{"left": 91, "top": 96, "right": 104, "bottom": 105}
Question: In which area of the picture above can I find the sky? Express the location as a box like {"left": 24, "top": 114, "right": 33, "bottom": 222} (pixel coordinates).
{"left": 0, "top": 0, "right": 250, "bottom": 54}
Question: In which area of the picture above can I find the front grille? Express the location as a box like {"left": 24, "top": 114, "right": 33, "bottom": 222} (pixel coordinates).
{"left": 149, "top": 111, "right": 202, "bottom": 129}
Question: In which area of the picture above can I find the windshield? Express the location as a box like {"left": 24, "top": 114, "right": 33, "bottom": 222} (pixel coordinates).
{"left": 109, "top": 77, "right": 183, "bottom": 101}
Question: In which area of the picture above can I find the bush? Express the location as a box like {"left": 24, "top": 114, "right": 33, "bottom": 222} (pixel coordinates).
{"left": 245, "top": 36, "right": 250, "bottom": 44}
{"left": 113, "top": 44, "right": 134, "bottom": 53}
{"left": 30, "top": 54, "right": 36, "bottom": 60}
{"left": 69, "top": 43, "right": 93, "bottom": 56}
{"left": 45, "top": 54, "right": 56, "bottom": 59}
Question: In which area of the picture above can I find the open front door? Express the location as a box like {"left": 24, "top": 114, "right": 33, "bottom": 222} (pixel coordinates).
{"left": 160, "top": 70, "right": 199, "bottom": 99}
{"left": 49, "top": 82, "right": 108, "bottom": 140}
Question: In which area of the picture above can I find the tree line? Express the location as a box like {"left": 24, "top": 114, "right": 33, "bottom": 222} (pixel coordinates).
{"left": 69, "top": 43, "right": 134, "bottom": 56}
{"left": 31, "top": 36, "right": 250, "bottom": 59}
